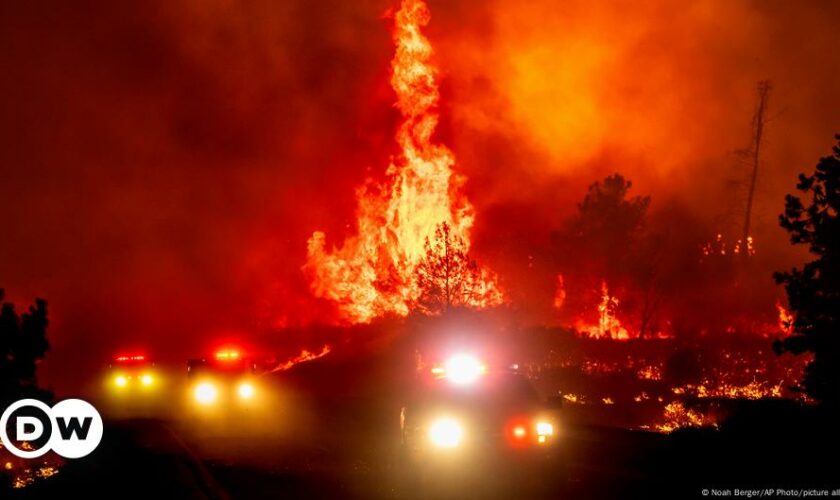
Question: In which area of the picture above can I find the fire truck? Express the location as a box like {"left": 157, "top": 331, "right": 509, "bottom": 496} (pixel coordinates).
{"left": 186, "top": 349, "right": 260, "bottom": 408}
{"left": 107, "top": 354, "right": 158, "bottom": 394}
{"left": 400, "top": 353, "right": 562, "bottom": 466}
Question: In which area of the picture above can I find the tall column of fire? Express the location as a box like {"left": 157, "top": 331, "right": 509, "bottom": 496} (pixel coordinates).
{"left": 305, "top": 0, "right": 502, "bottom": 323}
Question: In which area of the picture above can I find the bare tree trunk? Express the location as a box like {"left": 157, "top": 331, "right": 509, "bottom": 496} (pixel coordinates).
{"left": 742, "top": 80, "right": 770, "bottom": 253}
{"left": 444, "top": 225, "right": 451, "bottom": 312}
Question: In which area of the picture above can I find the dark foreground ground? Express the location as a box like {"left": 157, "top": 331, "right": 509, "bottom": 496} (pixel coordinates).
{"left": 6, "top": 393, "right": 840, "bottom": 500}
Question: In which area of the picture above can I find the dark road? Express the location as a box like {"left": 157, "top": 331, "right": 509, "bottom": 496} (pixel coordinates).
{"left": 11, "top": 417, "right": 654, "bottom": 499}
{"left": 13, "top": 404, "right": 839, "bottom": 500}
{"left": 6, "top": 359, "right": 840, "bottom": 500}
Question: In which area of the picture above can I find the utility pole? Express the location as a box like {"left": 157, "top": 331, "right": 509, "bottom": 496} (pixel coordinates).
{"left": 741, "top": 80, "right": 771, "bottom": 253}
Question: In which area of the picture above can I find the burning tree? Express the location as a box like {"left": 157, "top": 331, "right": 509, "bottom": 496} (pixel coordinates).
{"left": 774, "top": 134, "right": 840, "bottom": 407}
{"left": 414, "top": 223, "right": 502, "bottom": 315}
{"left": 304, "top": 0, "right": 502, "bottom": 323}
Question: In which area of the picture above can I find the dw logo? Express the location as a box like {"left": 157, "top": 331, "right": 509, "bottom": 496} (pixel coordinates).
{"left": 0, "top": 399, "right": 103, "bottom": 459}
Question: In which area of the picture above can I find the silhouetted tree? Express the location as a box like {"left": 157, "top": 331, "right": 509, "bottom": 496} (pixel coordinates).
{"left": 553, "top": 174, "right": 655, "bottom": 334}
{"left": 414, "top": 223, "right": 489, "bottom": 315}
{"left": 773, "top": 134, "right": 840, "bottom": 407}
{"left": 560, "top": 174, "right": 651, "bottom": 263}
{"left": 0, "top": 289, "right": 50, "bottom": 404}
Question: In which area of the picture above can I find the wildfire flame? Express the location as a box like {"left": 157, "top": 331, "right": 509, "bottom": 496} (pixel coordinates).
{"left": 304, "top": 0, "right": 501, "bottom": 322}
{"left": 655, "top": 402, "right": 712, "bottom": 433}
{"left": 637, "top": 364, "right": 663, "bottom": 381}
{"left": 672, "top": 380, "right": 783, "bottom": 400}
{"left": 272, "top": 345, "right": 332, "bottom": 372}
{"left": 777, "top": 301, "right": 794, "bottom": 335}
{"left": 701, "top": 233, "right": 755, "bottom": 259}
{"left": 562, "top": 393, "right": 581, "bottom": 404}
{"left": 576, "top": 280, "right": 630, "bottom": 340}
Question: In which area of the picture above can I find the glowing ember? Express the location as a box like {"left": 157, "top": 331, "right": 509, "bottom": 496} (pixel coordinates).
{"left": 733, "top": 236, "right": 755, "bottom": 256}
{"left": 637, "top": 365, "right": 663, "bottom": 381}
{"left": 272, "top": 345, "right": 332, "bottom": 372}
{"left": 655, "top": 402, "right": 712, "bottom": 433}
{"left": 530, "top": 329, "right": 807, "bottom": 431}
{"left": 562, "top": 393, "right": 582, "bottom": 404}
{"left": 673, "top": 379, "right": 783, "bottom": 400}
{"left": 701, "top": 233, "right": 724, "bottom": 257}
{"left": 304, "top": 0, "right": 502, "bottom": 322}
{"left": 701, "top": 233, "right": 755, "bottom": 260}
{"left": 702, "top": 380, "right": 783, "bottom": 399}
{"left": 1, "top": 446, "right": 61, "bottom": 491}
{"left": 581, "top": 359, "right": 624, "bottom": 375}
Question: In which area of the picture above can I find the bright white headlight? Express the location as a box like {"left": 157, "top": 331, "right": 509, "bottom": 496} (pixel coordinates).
{"left": 194, "top": 382, "right": 218, "bottom": 405}
{"left": 429, "top": 418, "right": 464, "bottom": 448}
{"left": 238, "top": 382, "right": 255, "bottom": 399}
{"left": 536, "top": 421, "right": 554, "bottom": 436}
